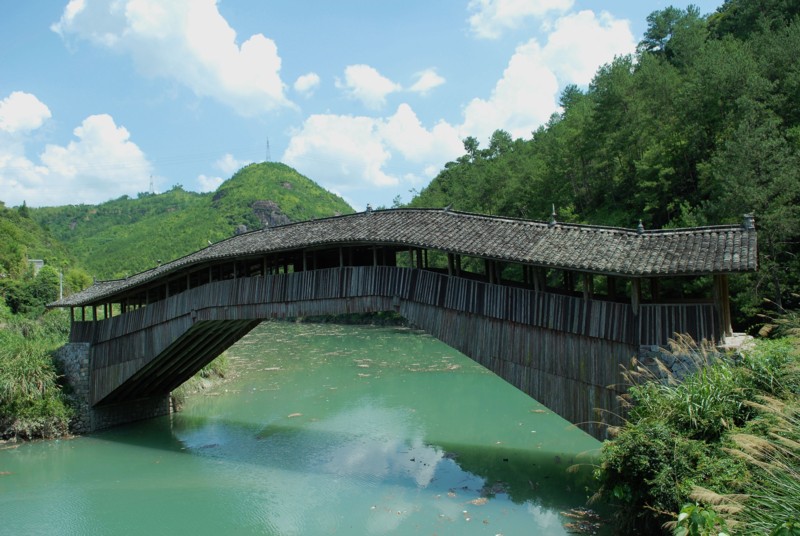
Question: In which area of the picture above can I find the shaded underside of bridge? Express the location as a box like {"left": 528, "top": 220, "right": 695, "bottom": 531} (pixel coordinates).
{"left": 52, "top": 209, "right": 758, "bottom": 439}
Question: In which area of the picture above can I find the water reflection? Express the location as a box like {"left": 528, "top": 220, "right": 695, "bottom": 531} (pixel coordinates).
{"left": 1, "top": 322, "right": 606, "bottom": 535}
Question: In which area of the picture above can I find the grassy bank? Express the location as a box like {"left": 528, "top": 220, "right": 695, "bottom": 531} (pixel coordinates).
{"left": 0, "top": 309, "right": 231, "bottom": 440}
{"left": 592, "top": 332, "right": 800, "bottom": 535}
{"left": 0, "top": 311, "right": 72, "bottom": 440}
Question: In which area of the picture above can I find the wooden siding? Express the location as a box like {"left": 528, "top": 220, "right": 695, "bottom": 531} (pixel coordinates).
{"left": 72, "top": 266, "right": 721, "bottom": 439}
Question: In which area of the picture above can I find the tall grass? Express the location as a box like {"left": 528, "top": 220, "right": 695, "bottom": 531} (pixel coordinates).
{"left": 595, "top": 332, "right": 800, "bottom": 535}
{"left": 0, "top": 310, "right": 72, "bottom": 440}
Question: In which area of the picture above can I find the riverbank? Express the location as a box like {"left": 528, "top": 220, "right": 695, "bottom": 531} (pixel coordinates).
{"left": 592, "top": 333, "right": 800, "bottom": 535}
{"left": 0, "top": 311, "right": 72, "bottom": 441}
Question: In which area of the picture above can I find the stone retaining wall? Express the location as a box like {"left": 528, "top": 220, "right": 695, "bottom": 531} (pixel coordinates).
{"left": 55, "top": 343, "right": 171, "bottom": 434}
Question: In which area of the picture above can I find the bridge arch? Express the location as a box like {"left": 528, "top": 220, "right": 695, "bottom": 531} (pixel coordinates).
{"left": 51, "top": 209, "right": 757, "bottom": 439}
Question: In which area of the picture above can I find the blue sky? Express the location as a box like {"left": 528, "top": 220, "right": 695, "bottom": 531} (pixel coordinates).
{"left": 1, "top": 0, "right": 724, "bottom": 211}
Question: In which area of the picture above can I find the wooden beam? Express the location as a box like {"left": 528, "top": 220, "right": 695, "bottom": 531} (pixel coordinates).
{"left": 714, "top": 274, "right": 733, "bottom": 338}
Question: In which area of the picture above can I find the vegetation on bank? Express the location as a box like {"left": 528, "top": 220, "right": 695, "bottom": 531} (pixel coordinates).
{"left": 591, "top": 327, "right": 800, "bottom": 535}
{"left": 170, "top": 353, "right": 230, "bottom": 411}
{"left": 0, "top": 311, "right": 72, "bottom": 440}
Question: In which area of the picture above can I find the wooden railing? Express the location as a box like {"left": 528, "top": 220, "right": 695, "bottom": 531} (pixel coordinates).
{"left": 71, "top": 266, "right": 721, "bottom": 348}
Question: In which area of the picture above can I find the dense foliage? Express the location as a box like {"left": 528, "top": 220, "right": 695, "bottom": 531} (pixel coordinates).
{"left": 30, "top": 162, "right": 353, "bottom": 279}
{"left": 0, "top": 311, "right": 72, "bottom": 440}
{"left": 409, "top": 1, "right": 800, "bottom": 325}
{"left": 593, "top": 336, "right": 800, "bottom": 535}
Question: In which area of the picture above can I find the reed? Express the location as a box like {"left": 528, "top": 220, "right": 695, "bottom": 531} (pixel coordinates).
{"left": 0, "top": 311, "right": 72, "bottom": 439}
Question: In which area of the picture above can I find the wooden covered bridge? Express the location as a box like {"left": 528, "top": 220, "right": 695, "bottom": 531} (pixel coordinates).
{"left": 51, "top": 209, "right": 757, "bottom": 438}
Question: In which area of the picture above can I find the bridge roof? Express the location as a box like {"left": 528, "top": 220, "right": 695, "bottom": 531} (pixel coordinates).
{"left": 52, "top": 208, "right": 757, "bottom": 307}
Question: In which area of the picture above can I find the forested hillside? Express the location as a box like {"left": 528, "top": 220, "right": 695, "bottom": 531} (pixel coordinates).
{"left": 409, "top": 0, "right": 800, "bottom": 324}
{"left": 31, "top": 162, "right": 353, "bottom": 279}
{"left": 0, "top": 202, "right": 90, "bottom": 317}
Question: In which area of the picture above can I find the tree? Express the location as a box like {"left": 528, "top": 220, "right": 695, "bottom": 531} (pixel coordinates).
{"left": 706, "top": 100, "right": 800, "bottom": 313}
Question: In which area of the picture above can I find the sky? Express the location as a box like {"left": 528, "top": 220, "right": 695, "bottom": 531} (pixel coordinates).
{"left": 1, "top": 0, "right": 725, "bottom": 211}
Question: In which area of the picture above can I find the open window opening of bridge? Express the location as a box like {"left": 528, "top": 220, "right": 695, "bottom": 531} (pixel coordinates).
{"left": 50, "top": 208, "right": 757, "bottom": 439}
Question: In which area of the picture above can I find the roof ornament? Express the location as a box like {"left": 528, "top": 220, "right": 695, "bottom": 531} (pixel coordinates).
{"left": 637, "top": 219, "right": 644, "bottom": 234}
{"left": 443, "top": 204, "right": 452, "bottom": 212}
{"left": 548, "top": 204, "right": 557, "bottom": 228}
{"left": 366, "top": 203, "right": 372, "bottom": 214}
{"left": 742, "top": 213, "right": 755, "bottom": 230}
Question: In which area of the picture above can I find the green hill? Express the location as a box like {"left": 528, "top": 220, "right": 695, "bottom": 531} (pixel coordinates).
{"left": 31, "top": 162, "right": 354, "bottom": 279}
{"left": 0, "top": 201, "right": 73, "bottom": 279}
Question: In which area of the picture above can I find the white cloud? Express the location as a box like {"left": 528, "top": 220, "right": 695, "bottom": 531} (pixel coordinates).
{"left": 335, "top": 64, "right": 401, "bottom": 110}
{"left": 294, "top": 72, "right": 321, "bottom": 97}
{"left": 461, "top": 39, "right": 559, "bottom": 141}
{"left": 197, "top": 174, "right": 224, "bottom": 192}
{"left": 0, "top": 113, "right": 152, "bottom": 206}
{"left": 284, "top": 113, "right": 397, "bottom": 201}
{"left": 282, "top": 105, "right": 463, "bottom": 209}
{"left": 542, "top": 10, "right": 635, "bottom": 85}
{"left": 467, "top": 0, "right": 574, "bottom": 39}
{"left": 0, "top": 91, "right": 52, "bottom": 134}
{"left": 215, "top": 153, "right": 252, "bottom": 176}
{"left": 408, "top": 69, "right": 446, "bottom": 95}
{"left": 52, "top": 0, "right": 292, "bottom": 116}
{"left": 381, "top": 104, "right": 461, "bottom": 164}
{"left": 460, "top": 9, "right": 634, "bottom": 141}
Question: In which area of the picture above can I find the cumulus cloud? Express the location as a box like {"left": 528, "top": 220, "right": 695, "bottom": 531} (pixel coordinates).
{"left": 283, "top": 105, "right": 463, "bottom": 208}
{"left": 335, "top": 64, "right": 402, "bottom": 110}
{"left": 380, "top": 104, "right": 461, "bottom": 164}
{"left": 0, "top": 91, "right": 52, "bottom": 134}
{"left": 467, "top": 0, "right": 574, "bottom": 39}
{"left": 461, "top": 9, "right": 634, "bottom": 140}
{"left": 215, "top": 153, "right": 253, "bottom": 176}
{"left": 0, "top": 112, "right": 152, "bottom": 206}
{"left": 461, "top": 39, "right": 560, "bottom": 141}
{"left": 408, "top": 69, "right": 446, "bottom": 95}
{"left": 197, "top": 174, "right": 224, "bottom": 192}
{"left": 542, "top": 10, "right": 636, "bottom": 85}
{"left": 52, "top": 0, "right": 292, "bottom": 116}
{"left": 282, "top": 6, "right": 634, "bottom": 209}
{"left": 294, "top": 72, "right": 321, "bottom": 97}
{"left": 284, "top": 113, "right": 397, "bottom": 203}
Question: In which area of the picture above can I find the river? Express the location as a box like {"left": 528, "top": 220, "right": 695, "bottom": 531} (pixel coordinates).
{"left": 1, "top": 322, "right": 606, "bottom": 535}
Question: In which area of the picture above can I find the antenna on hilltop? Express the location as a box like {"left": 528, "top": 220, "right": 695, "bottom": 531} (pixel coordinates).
{"left": 149, "top": 174, "right": 154, "bottom": 194}
{"left": 265, "top": 137, "right": 271, "bottom": 162}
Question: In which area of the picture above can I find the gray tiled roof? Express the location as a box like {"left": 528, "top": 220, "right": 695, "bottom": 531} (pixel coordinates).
{"left": 51, "top": 208, "right": 757, "bottom": 307}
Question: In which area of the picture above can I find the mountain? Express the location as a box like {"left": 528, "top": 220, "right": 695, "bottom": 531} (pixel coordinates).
{"left": 0, "top": 201, "right": 73, "bottom": 279}
{"left": 30, "top": 162, "right": 354, "bottom": 279}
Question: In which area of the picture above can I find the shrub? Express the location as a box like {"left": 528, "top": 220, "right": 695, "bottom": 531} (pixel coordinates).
{"left": 0, "top": 312, "right": 72, "bottom": 440}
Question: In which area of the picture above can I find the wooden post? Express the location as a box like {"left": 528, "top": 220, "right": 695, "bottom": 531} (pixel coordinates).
{"left": 714, "top": 274, "right": 733, "bottom": 339}
{"left": 339, "top": 247, "right": 344, "bottom": 268}
{"left": 608, "top": 276, "right": 617, "bottom": 300}
{"left": 447, "top": 253, "right": 454, "bottom": 276}
{"left": 631, "top": 279, "right": 641, "bottom": 316}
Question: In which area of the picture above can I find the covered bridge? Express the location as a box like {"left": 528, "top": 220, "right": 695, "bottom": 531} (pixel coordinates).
{"left": 51, "top": 209, "right": 758, "bottom": 437}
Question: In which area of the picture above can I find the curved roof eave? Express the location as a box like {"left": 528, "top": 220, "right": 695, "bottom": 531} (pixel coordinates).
{"left": 49, "top": 208, "right": 758, "bottom": 308}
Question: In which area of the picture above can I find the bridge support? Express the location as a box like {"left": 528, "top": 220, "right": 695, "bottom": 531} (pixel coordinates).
{"left": 56, "top": 343, "right": 171, "bottom": 433}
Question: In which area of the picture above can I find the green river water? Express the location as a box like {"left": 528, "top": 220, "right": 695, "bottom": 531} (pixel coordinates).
{"left": 0, "top": 322, "right": 607, "bottom": 535}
